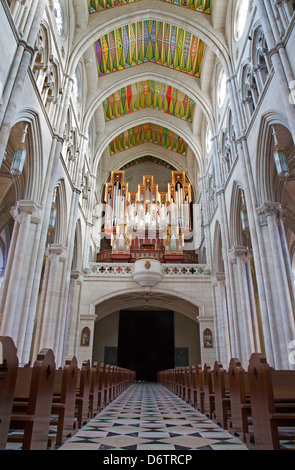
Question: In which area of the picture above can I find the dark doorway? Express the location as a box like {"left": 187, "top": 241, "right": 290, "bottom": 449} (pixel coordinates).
{"left": 117, "top": 310, "right": 175, "bottom": 382}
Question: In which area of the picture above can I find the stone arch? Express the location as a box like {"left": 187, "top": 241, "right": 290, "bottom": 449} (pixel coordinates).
{"left": 93, "top": 114, "right": 203, "bottom": 176}
{"left": 256, "top": 111, "right": 294, "bottom": 207}
{"left": 10, "top": 109, "right": 44, "bottom": 205}
{"left": 68, "top": 3, "right": 232, "bottom": 79}
{"left": 82, "top": 64, "right": 214, "bottom": 138}
{"left": 0, "top": 113, "right": 43, "bottom": 278}
{"left": 229, "top": 180, "right": 248, "bottom": 248}
{"left": 88, "top": 283, "right": 210, "bottom": 322}
{"left": 48, "top": 179, "right": 68, "bottom": 246}
{"left": 251, "top": 24, "right": 270, "bottom": 90}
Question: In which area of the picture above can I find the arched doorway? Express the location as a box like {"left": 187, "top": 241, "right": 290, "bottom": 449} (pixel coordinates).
{"left": 92, "top": 292, "right": 201, "bottom": 382}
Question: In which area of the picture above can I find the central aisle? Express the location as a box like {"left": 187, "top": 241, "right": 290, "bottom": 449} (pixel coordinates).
{"left": 59, "top": 383, "right": 248, "bottom": 451}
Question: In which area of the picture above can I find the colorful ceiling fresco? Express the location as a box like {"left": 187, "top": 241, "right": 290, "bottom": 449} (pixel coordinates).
{"left": 88, "top": 0, "right": 213, "bottom": 14}
{"left": 103, "top": 80, "right": 196, "bottom": 122}
{"left": 94, "top": 21, "right": 206, "bottom": 77}
{"left": 109, "top": 124, "right": 188, "bottom": 156}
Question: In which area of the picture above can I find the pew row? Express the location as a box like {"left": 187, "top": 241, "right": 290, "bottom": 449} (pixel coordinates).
{"left": 0, "top": 337, "right": 136, "bottom": 450}
{"left": 158, "top": 353, "right": 295, "bottom": 450}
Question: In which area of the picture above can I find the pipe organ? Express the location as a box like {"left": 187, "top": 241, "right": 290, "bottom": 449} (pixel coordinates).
{"left": 103, "top": 170, "right": 193, "bottom": 262}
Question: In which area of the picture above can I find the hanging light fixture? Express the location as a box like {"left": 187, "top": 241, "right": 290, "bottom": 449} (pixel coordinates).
{"left": 272, "top": 125, "right": 289, "bottom": 180}
{"left": 10, "top": 124, "right": 28, "bottom": 177}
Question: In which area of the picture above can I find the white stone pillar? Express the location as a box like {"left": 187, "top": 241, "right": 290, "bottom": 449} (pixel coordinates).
{"left": 0, "top": 0, "right": 48, "bottom": 165}
{"left": 212, "top": 274, "right": 231, "bottom": 367}
{"left": 245, "top": 260, "right": 263, "bottom": 353}
{"left": 38, "top": 244, "right": 67, "bottom": 364}
{"left": 64, "top": 271, "right": 83, "bottom": 361}
{"left": 257, "top": 202, "right": 295, "bottom": 368}
{"left": 230, "top": 247, "right": 256, "bottom": 366}
{"left": 0, "top": 200, "right": 42, "bottom": 363}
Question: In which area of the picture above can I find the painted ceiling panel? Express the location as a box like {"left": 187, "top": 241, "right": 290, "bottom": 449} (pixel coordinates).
{"left": 109, "top": 124, "right": 188, "bottom": 156}
{"left": 88, "top": 0, "right": 213, "bottom": 14}
{"left": 103, "top": 80, "right": 196, "bottom": 122}
{"left": 94, "top": 21, "right": 205, "bottom": 77}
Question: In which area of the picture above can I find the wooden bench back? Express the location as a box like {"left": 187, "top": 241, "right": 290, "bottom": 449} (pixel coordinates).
{"left": 248, "top": 353, "right": 295, "bottom": 449}
{"left": 53, "top": 368, "right": 63, "bottom": 395}
{"left": 90, "top": 362, "right": 100, "bottom": 416}
{"left": 213, "top": 361, "right": 226, "bottom": 396}
{"left": 51, "top": 356, "right": 78, "bottom": 445}
{"left": 0, "top": 336, "right": 19, "bottom": 450}
{"left": 76, "top": 359, "right": 91, "bottom": 426}
{"left": 271, "top": 370, "right": 295, "bottom": 401}
{"left": 13, "top": 349, "right": 56, "bottom": 450}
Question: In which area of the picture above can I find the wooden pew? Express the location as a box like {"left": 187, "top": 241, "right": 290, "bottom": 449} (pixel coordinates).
{"left": 89, "top": 362, "right": 100, "bottom": 419}
{"left": 112, "top": 366, "right": 118, "bottom": 400}
{"left": 212, "top": 361, "right": 231, "bottom": 429}
{"left": 183, "top": 366, "right": 191, "bottom": 403}
{"left": 8, "top": 348, "right": 56, "bottom": 450}
{"left": 227, "top": 358, "right": 251, "bottom": 441}
{"left": 0, "top": 336, "right": 19, "bottom": 450}
{"left": 189, "top": 366, "right": 198, "bottom": 408}
{"left": 104, "top": 364, "right": 111, "bottom": 406}
{"left": 109, "top": 365, "right": 115, "bottom": 402}
{"left": 76, "top": 359, "right": 91, "bottom": 428}
{"left": 196, "top": 365, "right": 205, "bottom": 414}
{"left": 170, "top": 369, "right": 176, "bottom": 394}
{"left": 177, "top": 368, "right": 185, "bottom": 399}
{"left": 98, "top": 363, "right": 106, "bottom": 410}
{"left": 246, "top": 353, "right": 295, "bottom": 450}
{"left": 203, "top": 363, "right": 215, "bottom": 419}
{"left": 51, "top": 356, "right": 78, "bottom": 446}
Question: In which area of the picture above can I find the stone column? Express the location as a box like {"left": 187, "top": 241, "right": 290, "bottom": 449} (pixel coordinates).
{"left": 226, "top": 73, "right": 277, "bottom": 367}
{"left": 0, "top": 200, "right": 42, "bottom": 363}
{"left": 0, "top": 0, "right": 48, "bottom": 165}
{"left": 212, "top": 273, "right": 231, "bottom": 367}
{"left": 63, "top": 271, "right": 84, "bottom": 361}
{"left": 37, "top": 244, "right": 67, "bottom": 365}
{"left": 257, "top": 202, "right": 295, "bottom": 368}
{"left": 230, "top": 247, "right": 256, "bottom": 366}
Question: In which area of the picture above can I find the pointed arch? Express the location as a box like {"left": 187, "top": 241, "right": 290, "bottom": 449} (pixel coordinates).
{"left": 256, "top": 111, "right": 294, "bottom": 207}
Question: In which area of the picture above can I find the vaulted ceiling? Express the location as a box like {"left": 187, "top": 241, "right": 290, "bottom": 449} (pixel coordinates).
{"left": 73, "top": 0, "right": 225, "bottom": 184}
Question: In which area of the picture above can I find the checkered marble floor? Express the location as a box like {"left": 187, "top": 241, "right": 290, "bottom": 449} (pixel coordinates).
{"left": 58, "top": 383, "right": 248, "bottom": 451}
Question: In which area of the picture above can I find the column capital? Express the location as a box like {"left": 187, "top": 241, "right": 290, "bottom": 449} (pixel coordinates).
{"left": 212, "top": 272, "right": 226, "bottom": 286}
{"left": 229, "top": 246, "right": 252, "bottom": 264}
{"left": 10, "top": 200, "right": 42, "bottom": 223}
{"left": 257, "top": 202, "right": 286, "bottom": 226}
{"left": 46, "top": 244, "right": 68, "bottom": 261}
{"left": 70, "top": 270, "right": 84, "bottom": 284}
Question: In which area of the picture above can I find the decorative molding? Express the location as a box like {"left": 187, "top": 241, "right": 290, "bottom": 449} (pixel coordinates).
{"left": 85, "top": 262, "right": 211, "bottom": 277}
